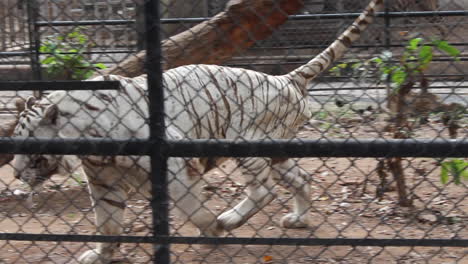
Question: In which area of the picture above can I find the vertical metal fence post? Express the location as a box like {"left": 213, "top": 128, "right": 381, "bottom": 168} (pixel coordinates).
{"left": 26, "top": 0, "right": 42, "bottom": 98}
{"left": 383, "top": 0, "right": 391, "bottom": 54}
{"left": 136, "top": 2, "right": 146, "bottom": 51}
{"left": 145, "top": 1, "right": 170, "bottom": 263}
{"left": 384, "top": 0, "right": 391, "bottom": 107}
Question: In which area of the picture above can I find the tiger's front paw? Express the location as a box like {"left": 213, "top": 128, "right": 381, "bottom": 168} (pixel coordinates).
{"left": 217, "top": 209, "right": 243, "bottom": 231}
{"left": 280, "top": 213, "right": 309, "bottom": 229}
{"left": 78, "top": 249, "right": 110, "bottom": 264}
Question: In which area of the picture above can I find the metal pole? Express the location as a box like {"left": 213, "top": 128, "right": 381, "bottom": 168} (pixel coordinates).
{"left": 0, "top": 138, "right": 467, "bottom": 158}
{"left": 145, "top": 0, "right": 170, "bottom": 263}
{"left": 25, "top": 0, "right": 42, "bottom": 98}
{"left": 384, "top": 0, "right": 391, "bottom": 108}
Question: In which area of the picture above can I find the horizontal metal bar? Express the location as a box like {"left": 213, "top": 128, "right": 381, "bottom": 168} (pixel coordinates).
{"left": 34, "top": 17, "right": 209, "bottom": 27}
{"left": 308, "top": 85, "right": 468, "bottom": 92}
{"left": 34, "top": 18, "right": 207, "bottom": 27}
{"left": 0, "top": 138, "right": 466, "bottom": 158}
{"left": 170, "top": 10, "right": 468, "bottom": 24}
{"left": 382, "top": 10, "right": 468, "bottom": 18}
{"left": 251, "top": 43, "right": 468, "bottom": 51}
{"left": 230, "top": 57, "right": 468, "bottom": 67}
{"left": 0, "top": 81, "right": 120, "bottom": 91}
{"left": 0, "top": 233, "right": 466, "bottom": 247}
{"left": 33, "top": 10, "right": 468, "bottom": 28}
{"left": 290, "top": 10, "right": 468, "bottom": 20}
{"left": 0, "top": 50, "right": 136, "bottom": 58}
{"left": 160, "top": 17, "right": 208, "bottom": 24}
{"left": 0, "top": 138, "right": 147, "bottom": 155}
{"left": 35, "top": 19, "right": 135, "bottom": 27}
{"left": 0, "top": 51, "right": 31, "bottom": 56}
{"left": 39, "top": 49, "right": 137, "bottom": 55}
{"left": 165, "top": 138, "right": 468, "bottom": 158}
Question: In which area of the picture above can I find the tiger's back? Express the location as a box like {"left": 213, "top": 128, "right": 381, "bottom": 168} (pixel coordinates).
{"left": 163, "top": 64, "right": 312, "bottom": 139}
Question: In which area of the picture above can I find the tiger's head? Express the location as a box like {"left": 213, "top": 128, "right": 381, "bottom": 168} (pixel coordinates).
{"left": 12, "top": 96, "right": 60, "bottom": 189}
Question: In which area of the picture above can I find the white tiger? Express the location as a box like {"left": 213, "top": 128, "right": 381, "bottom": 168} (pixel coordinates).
{"left": 12, "top": 0, "right": 383, "bottom": 263}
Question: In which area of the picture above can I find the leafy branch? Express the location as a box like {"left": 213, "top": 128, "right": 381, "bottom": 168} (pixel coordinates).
{"left": 372, "top": 38, "right": 460, "bottom": 89}
{"left": 40, "top": 28, "right": 106, "bottom": 80}
{"left": 330, "top": 37, "right": 463, "bottom": 203}
{"left": 330, "top": 37, "right": 460, "bottom": 89}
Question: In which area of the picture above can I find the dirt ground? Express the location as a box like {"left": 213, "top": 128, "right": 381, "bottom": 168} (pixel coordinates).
{"left": 0, "top": 108, "right": 466, "bottom": 264}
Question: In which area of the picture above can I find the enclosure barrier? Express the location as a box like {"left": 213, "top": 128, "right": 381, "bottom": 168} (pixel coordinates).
{"left": 0, "top": 0, "right": 467, "bottom": 263}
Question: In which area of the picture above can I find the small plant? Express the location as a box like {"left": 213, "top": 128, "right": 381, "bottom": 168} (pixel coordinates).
{"left": 371, "top": 38, "right": 460, "bottom": 89}
{"left": 39, "top": 28, "right": 106, "bottom": 80}
{"left": 441, "top": 159, "right": 468, "bottom": 185}
{"left": 331, "top": 37, "right": 462, "bottom": 207}
{"left": 331, "top": 38, "right": 460, "bottom": 88}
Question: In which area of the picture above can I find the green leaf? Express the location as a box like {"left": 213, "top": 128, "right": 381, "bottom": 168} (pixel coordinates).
{"left": 451, "top": 159, "right": 467, "bottom": 185}
{"left": 391, "top": 68, "right": 407, "bottom": 86}
{"left": 94, "top": 63, "right": 107, "bottom": 69}
{"left": 350, "top": 62, "right": 362, "bottom": 69}
{"left": 83, "top": 71, "right": 94, "bottom": 79}
{"left": 441, "top": 163, "right": 449, "bottom": 184}
{"left": 330, "top": 65, "right": 344, "bottom": 77}
{"left": 419, "top": 45, "right": 433, "bottom": 68}
{"left": 371, "top": 57, "right": 383, "bottom": 65}
{"left": 381, "top": 65, "right": 397, "bottom": 75}
{"left": 433, "top": 40, "right": 461, "bottom": 57}
{"left": 337, "top": 63, "right": 348, "bottom": 68}
{"left": 408, "top": 37, "right": 423, "bottom": 51}
{"left": 79, "top": 61, "right": 91, "bottom": 67}
{"left": 40, "top": 56, "right": 56, "bottom": 65}
{"left": 39, "top": 45, "right": 50, "bottom": 53}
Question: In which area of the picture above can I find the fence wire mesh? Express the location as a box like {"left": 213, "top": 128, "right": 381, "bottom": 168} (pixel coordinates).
{"left": 0, "top": 0, "right": 467, "bottom": 263}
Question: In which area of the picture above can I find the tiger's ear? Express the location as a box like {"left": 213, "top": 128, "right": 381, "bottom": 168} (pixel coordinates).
{"left": 41, "top": 104, "right": 59, "bottom": 125}
{"left": 25, "top": 96, "right": 36, "bottom": 110}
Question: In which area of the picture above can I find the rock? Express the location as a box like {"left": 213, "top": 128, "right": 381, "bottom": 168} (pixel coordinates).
{"left": 339, "top": 202, "right": 352, "bottom": 208}
{"left": 418, "top": 212, "right": 438, "bottom": 223}
{"left": 132, "top": 224, "right": 147, "bottom": 232}
{"left": 13, "top": 189, "right": 29, "bottom": 196}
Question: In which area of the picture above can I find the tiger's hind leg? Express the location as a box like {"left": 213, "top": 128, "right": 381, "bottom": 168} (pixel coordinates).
{"left": 217, "top": 157, "right": 276, "bottom": 231}
{"left": 271, "top": 159, "right": 311, "bottom": 228}
{"left": 169, "top": 157, "right": 222, "bottom": 237}
{"left": 78, "top": 166, "right": 128, "bottom": 264}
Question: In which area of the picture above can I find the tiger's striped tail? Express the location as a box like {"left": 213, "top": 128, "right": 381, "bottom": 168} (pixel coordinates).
{"left": 285, "top": 0, "right": 384, "bottom": 91}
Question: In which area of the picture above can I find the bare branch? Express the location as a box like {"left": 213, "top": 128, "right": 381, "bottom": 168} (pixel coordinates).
{"left": 101, "top": 0, "right": 304, "bottom": 77}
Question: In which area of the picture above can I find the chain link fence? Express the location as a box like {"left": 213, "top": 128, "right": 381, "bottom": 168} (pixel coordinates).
{"left": 0, "top": 0, "right": 467, "bottom": 263}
